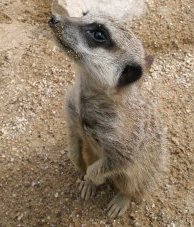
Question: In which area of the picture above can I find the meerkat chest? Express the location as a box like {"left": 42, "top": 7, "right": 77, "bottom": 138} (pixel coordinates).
{"left": 66, "top": 84, "right": 117, "bottom": 146}
{"left": 79, "top": 90, "right": 117, "bottom": 139}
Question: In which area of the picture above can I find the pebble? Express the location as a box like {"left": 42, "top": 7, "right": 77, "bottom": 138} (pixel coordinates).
{"left": 54, "top": 192, "right": 59, "bottom": 198}
{"left": 171, "top": 137, "right": 179, "bottom": 146}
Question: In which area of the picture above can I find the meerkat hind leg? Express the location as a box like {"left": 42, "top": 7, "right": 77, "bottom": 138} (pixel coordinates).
{"left": 107, "top": 193, "right": 130, "bottom": 218}
{"left": 78, "top": 141, "right": 99, "bottom": 200}
{"left": 67, "top": 133, "right": 87, "bottom": 173}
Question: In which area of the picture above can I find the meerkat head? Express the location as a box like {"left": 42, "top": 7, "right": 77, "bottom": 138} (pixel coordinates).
{"left": 49, "top": 13, "right": 153, "bottom": 89}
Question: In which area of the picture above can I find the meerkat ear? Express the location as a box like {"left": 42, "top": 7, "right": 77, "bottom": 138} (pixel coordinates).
{"left": 144, "top": 54, "right": 154, "bottom": 71}
{"left": 117, "top": 63, "right": 143, "bottom": 87}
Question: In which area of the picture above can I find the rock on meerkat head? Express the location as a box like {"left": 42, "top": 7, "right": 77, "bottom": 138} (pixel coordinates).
{"left": 49, "top": 13, "right": 153, "bottom": 89}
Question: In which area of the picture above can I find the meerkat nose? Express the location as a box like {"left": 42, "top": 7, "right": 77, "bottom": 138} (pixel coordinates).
{"left": 48, "top": 15, "right": 60, "bottom": 27}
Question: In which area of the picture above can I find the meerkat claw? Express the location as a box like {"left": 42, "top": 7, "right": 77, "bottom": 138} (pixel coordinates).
{"left": 79, "top": 179, "right": 97, "bottom": 200}
{"left": 107, "top": 193, "right": 130, "bottom": 218}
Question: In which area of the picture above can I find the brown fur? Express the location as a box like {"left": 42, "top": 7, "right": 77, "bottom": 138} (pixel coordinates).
{"left": 82, "top": 140, "right": 98, "bottom": 170}
{"left": 49, "top": 13, "right": 167, "bottom": 218}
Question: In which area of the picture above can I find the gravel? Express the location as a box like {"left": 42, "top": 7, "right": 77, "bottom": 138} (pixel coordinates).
{"left": 0, "top": 0, "right": 193, "bottom": 226}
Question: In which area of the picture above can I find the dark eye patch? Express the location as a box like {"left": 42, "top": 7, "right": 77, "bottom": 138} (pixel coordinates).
{"left": 81, "top": 23, "right": 114, "bottom": 49}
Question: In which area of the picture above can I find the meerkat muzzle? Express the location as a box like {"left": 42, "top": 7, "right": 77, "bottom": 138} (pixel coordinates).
{"left": 48, "top": 15, "right": 60, "bottom": 28}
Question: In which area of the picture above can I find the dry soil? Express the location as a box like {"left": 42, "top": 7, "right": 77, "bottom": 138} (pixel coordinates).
{"left": 0, "top": 0, "right": 194, "bottom": 226}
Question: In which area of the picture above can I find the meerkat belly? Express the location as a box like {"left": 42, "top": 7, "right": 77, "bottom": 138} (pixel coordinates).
{"left": 80, "top": 108, "right": 110, "bottom": 167}
{"left": 66, "top": 96, "right": 101, "bottom": 168}
{"left": 81, "top": 112, "right": 105, "bottom": 167}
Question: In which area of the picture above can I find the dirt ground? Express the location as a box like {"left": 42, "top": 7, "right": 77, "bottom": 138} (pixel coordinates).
{"left": 0, "top": 0, "right": 194, "bottom": 226}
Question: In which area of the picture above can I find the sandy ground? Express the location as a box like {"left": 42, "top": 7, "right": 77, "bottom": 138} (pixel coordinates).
{"left": 0, "top": 0, "right": 194, "bottom": 226}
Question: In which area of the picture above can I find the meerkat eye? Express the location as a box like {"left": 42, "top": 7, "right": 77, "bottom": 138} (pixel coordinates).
{"left": 82, "top": 23, "right": 114, "bottom": 48}
{"left": 87, "top": 30, "right": 107, "bottom": 42}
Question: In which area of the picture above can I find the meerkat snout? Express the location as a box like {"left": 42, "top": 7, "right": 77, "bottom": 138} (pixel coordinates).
{"left": 50, "top": 13, "right": 166, "bottom": 219}
{"left": 48, "top": 15, "right": 60, "bottom": 27}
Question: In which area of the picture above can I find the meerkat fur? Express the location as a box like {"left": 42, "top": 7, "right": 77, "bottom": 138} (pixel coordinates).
{"left": 49, "top": 12, "right": 167, "bottom": 218}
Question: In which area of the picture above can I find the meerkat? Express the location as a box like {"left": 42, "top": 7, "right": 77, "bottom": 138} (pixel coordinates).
{"left": 49, "top": 12, "right": 167, "bottom": 218}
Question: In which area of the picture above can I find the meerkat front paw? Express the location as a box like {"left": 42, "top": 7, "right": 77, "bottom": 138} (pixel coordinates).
{"left": 79, "top": 178, "right": 97, "bottom": 200}
{"left": 86, "top": 174, "right": 105, "bottom": 186}
{"left": 107, "top": 193, "right": 130, "bottom": 218}
{"left": 86, "top": 165, "right": 106, "bottom": 186}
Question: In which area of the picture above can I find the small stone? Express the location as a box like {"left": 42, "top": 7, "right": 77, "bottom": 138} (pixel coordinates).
{"left": 17, "top": 213, "right": 24, "bottom": 221}
{"left": 171, "top": 137, "right": 179, "bottom": 146}
{"left": 134, "top": 222, "right": 141, "bottom": 227}
{"left": 186, "top": 109, "right": 191, "bottom": 113}
{"left": 54, "top": 192, "right": 59, "bottom": 198}
{"left": 128, "top": 215, "right": 135, "bottom": 225}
